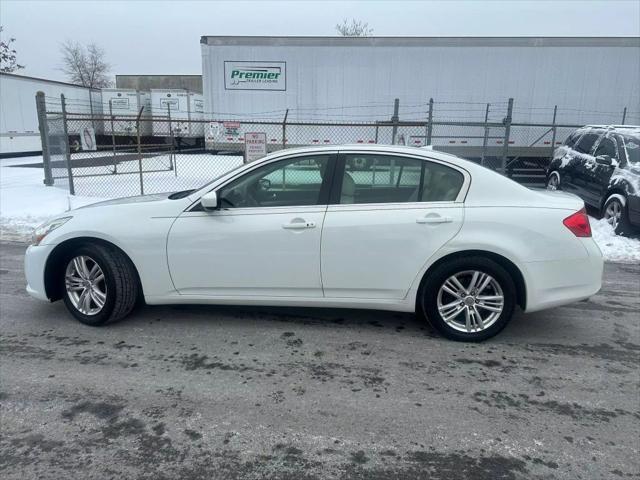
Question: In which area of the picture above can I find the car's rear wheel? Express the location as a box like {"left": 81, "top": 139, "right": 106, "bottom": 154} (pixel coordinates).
{"left": 603, "top": 194, "right": 633, "bottom": 236}
{"left": 421, "top": 256, "right": 516, "bottom": 341}
{"left": 62, "top": 244, "right": 139, "bottom": 326}
{"left": 546, "top": 171, "right": 561, "bottom": 191}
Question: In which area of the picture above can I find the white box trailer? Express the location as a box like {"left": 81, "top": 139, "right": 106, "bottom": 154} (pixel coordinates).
{"left": 102, "top": 89, "right": 151, "bottom": 136}
{"left": 200, "top": 36, "right": 640, "bottom": 151}
{"left": 150, "top": 89, "right": 204, "bottom": 137}
{"left": 0, "top": 72, "right": 102, "bottom": 156}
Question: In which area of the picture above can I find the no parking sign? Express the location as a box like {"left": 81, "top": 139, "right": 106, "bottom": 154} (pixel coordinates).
{"left": 244, "top": 132, "right": 267, "bottom": 163}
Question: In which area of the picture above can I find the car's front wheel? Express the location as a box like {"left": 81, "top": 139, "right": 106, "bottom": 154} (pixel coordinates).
{"left": 603, "top": 194, "right": 633, "bottom": 236}
{"left": 62, "top": 244, "right": 139, "bottom": 326}
{"left": 546, "top": 171, "right": 561, "bottom": 191}
{"left": 421, "top": 256, "right": 516, "bottom": 341}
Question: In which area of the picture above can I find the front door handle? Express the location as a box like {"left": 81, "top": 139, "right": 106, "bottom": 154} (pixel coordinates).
{"left": 416, "top": 216, "right": 453, "bottom": 224}
{"left": 282, "top": 219, "right": 316, "bottom": 230}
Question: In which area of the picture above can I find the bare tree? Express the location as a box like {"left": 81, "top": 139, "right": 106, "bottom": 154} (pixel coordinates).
{"left": 335, "top": 19, "right": 373, "bottom": 37}
{"left": 0, "top": 26, "right": 24, "bottom": 73}
{"left": 60, "top": 40, "right": 112, "bottom": 88}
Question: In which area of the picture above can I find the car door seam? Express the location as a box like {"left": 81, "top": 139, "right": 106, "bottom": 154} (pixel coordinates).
{"left": 165, "top": 214, "right": 183, "bottom": 295}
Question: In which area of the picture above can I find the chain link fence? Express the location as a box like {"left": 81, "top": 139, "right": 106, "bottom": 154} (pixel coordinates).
{"left": 37, "top": 93, "right": 633, "bottom": 198}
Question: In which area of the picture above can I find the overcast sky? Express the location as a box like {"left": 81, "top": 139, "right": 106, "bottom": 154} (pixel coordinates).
{"left": 2, "top": 0, "right": 639, "bottom": 82}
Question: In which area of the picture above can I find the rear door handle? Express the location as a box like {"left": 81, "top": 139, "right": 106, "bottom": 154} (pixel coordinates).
{"left": 416, "top": 216, "right": 453, "bottom": 224}
{"left": 282, "top": 220, "right": 316, "bottom": 230}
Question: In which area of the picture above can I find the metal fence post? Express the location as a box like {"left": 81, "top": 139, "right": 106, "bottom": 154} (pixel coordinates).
{"left": 391, "top": 98, "right": 399, "bottom": 145}
{"left": 109, "top": 100, "right": 117, "bottom": 174}
{"left": 36, "top": 91, "right": 54, "bottom": 186}
{"left": 60, "top": 94, "right": 75, "bottom": 195}
{"left": 425, "top": 98, "right": 434, "bottom": 146}
{"left": 550, "top": 105, "right": 558, "bottom": 158}
{"left": 167, "top": 103, "right": 174, "bottom": 171}
{"left": 481, "top": 103, "right": 490, "bottom": 166}
{"left": 281, "top": 109, "right": 289, "bottom": 150}
{"left": 89, "top": 90, "right": 95, "bottom": 132}
{"left": 136, "top": 106, "right": 145, "bottom": 195}
{"left": 501, "top": 98, "right": 513, "bottom": 175}
{"left": 621, "top": 107, "right": 627, "bottom": 125}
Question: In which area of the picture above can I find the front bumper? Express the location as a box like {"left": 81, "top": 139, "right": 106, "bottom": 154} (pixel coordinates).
{"left": 24, "top": 244, "right": 56, "bottom": 301}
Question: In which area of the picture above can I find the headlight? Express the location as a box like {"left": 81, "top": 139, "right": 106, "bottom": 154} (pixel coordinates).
{"left": 32, "top": 217, "right": 72, "bottom": 246}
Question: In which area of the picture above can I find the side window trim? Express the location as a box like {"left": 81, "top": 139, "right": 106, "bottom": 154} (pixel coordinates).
{"left": 331, "top": 152, "right": 468, "bottom": 206}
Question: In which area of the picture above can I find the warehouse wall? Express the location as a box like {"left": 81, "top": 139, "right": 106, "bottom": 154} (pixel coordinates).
{"left": 201, "top": 37, "right": 640, "bottom": 124}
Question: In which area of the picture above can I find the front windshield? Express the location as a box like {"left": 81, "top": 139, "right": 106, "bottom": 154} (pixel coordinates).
{"left": 621, "top": 134, "right": 639, "bottom": 164}
{"left": 191, "top": 163, "right": 247, "bottom": 193}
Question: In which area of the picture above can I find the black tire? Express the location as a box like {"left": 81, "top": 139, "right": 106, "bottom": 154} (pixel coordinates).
{"left": 546, "top": 170, "right": 561, "bottom": 191}
{"left": 420, "top": 256, "right": 516, "bottom": 342}
{"left": 602, "top": 195, "right": 633, "bottom": 236}
{"left": 61, "top": 243, "right": 139, "bottom": 326}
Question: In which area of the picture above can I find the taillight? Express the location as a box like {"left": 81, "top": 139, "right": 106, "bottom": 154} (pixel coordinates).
{"left": 563, "top": 208, "right": 591, "bottom": 237}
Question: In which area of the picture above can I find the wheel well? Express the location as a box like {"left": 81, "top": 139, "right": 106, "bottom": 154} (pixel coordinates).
{"left": 417, "top": 250, "right": 527, "bottom": 310}
{"left": 601, "top": 189, "right": 627, "bottom": 211}
{"left": 44, "top": 237, "right": 142, "bottom": 301}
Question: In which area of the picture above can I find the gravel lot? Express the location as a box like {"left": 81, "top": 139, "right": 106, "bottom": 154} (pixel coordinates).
{"left": 1, "top": 240, "right": 638, "bottom": 480}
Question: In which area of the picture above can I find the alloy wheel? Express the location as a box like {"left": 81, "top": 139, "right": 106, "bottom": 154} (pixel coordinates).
{"left": 546, "top": 172, "right": 560, "bottom": 191}
{"left": 604, "top": 199, "right": 622, "bottom": 230}
{"left": 436, "top": 270, "right": 504, "bottom": 333}
{"left": 65, "top": 255, "right": 107, "bottom": 316}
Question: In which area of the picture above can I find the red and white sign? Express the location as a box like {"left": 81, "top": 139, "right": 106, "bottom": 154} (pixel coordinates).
{"left": 223, "top": 121, "right": 241, "bottom": 136}
{"left": 244, "top": 132, "right": 267, "bottom": 162}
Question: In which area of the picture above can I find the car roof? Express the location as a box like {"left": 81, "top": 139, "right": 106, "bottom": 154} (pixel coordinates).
{"left": 583, "top": 125, "right": 640, "bottom": 131}
{"left": 262, "top": 143, "right": 472, "bottom": 166}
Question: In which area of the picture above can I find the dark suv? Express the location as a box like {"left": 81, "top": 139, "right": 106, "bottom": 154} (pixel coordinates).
{"left": 546, "top": 125, "right": 640, "bottom": 235}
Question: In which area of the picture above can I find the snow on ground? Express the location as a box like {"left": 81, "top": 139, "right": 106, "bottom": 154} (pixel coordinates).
{"left": 590, "top": 216, "right": 640, "bottom": 263}
{"left": 0, "top": 156, "right": 105, "bottom": 241}
{"left": 1, "top": 155, "right": 639, "bottom": 263}
{"left": 1, "top": 154, "right": 243, "bottom": 241}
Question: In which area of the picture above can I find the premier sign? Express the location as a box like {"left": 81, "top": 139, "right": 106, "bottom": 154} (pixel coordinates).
{"left": 224, "top": 61, "right": 286, "bottom": 91}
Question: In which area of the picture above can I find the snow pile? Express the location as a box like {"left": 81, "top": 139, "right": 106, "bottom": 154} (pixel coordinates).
{"left": 0, "top": 156, "right": 103, "bottom": 241}
{"left": 590, "top": 216, "right": 640, "bottom": 264}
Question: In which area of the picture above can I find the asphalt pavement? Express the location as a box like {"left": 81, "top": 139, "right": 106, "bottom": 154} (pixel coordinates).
{"left": 1, "top": 240, "right": 638, "bottom": 480}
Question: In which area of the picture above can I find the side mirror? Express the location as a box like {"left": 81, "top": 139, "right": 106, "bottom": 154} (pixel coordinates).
{"left": 200, "top": 191, "right": 219, "bottom": 211}
{"left": 595, "top": 155, "right": 613, "bottom": 166}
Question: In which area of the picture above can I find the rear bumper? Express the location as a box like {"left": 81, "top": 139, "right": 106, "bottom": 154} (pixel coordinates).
{"left": 524, "top": 238, "right": 603, "bottom": 313}
{"left": 24, "top": 244, "right": 55, "bottom": 301}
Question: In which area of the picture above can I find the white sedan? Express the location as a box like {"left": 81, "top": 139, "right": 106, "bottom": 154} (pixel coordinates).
{"left": 25, "top": 145, "right": 603, "bottom": 341}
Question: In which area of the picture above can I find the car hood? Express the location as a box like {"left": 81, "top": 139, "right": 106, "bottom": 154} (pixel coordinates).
{"left": 77, "top": 193, "right": 172, "bottom": 209}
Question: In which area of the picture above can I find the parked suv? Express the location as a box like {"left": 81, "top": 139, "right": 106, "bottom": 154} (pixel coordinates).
{"left": 546, "top": 125, "right": 640, "bottom": 234}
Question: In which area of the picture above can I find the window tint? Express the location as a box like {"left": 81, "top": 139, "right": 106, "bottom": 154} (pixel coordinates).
{"left": 564, "top": 131, "right": 582, "bottom": 148}
{"left": 218, "top": 155, "right": 330, "bottom": 208}
{"left": 621, "top": 134, "right": 639, "bottom": 164}
{"left": 574, "top": 133, "right": 600, "bottom": 154}
{"left": 340, "top": 154, "right": 464, "bottom": 204}
{"left": 594, "top": 137, "right": 617, "bottom": 159}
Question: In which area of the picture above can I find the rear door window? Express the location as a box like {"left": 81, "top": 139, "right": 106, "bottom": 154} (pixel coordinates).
{"left": 339, "top": 154, "right": 464, "bottom": 204}
{"left": 621, "top": 135, "right": 639, "bottom": 164}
